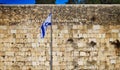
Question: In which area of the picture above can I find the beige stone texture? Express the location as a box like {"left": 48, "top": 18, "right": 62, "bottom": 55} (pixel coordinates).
{"left": 0, "top": 5, "right": 120, "bottom": 70}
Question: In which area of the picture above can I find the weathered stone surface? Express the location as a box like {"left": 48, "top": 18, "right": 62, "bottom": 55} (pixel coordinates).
{"left": 0, "top": 5, "right": 120, "bottom": 70}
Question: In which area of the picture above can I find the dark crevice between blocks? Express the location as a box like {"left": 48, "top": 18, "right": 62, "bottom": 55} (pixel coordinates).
{"left": 110, "top": 39, "right": 120, "bottom": 49}
{"left": 88, "top": 41, "right": 97, "bottom": 47}
{"left": 91, "top": 16, "right": 96, "bottom": 22}
{"left": 67, "top": 38, "right": 74, "bottom": 43}
{"left": 110, "top": 39, "right": 120, "bottom": 56}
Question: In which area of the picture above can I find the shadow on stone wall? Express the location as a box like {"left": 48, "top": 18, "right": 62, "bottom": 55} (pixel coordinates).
{"left": 110, "top": 39, "right": 120, "bottom": 56}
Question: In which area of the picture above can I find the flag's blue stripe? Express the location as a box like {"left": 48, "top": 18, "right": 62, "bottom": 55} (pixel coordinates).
{"left": 45, "top": 22, "right": 51, "bottom": 26}
{"left": 41, "top": 22, "right": 51, "bottom": 38}
{"left": 41, "top": 24, "right": 45, "bottom": 38}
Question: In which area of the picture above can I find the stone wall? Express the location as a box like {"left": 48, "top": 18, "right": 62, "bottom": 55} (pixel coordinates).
{"left": 0, "top": 5, "right": 120, "bottom": 70}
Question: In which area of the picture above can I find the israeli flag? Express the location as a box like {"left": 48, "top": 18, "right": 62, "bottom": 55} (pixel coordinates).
{"left": 41, "top": 13, "right": 52, "bottom": 38}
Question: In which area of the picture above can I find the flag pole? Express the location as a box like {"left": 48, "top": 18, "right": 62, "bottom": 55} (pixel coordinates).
{"left": 50, "top": 10, "right": 53, "bottom": 70}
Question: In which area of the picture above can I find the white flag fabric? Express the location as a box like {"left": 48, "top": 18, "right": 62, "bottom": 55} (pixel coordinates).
{"left": 41, "top": 13, "right": 52, "bottom": 38}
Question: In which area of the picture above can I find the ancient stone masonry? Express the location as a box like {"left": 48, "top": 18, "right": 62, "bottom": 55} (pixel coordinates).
{"left": 0, "top": 5, "right": 120, "bottom": 70}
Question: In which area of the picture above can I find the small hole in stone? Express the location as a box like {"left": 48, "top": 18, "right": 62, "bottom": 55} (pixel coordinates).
{"left": 25, "top": 35, "right": 27, "bottom": 38}
{"left": 89, "top": 41, "right": 96, "bottom": 47}
{"left": 28, "top": 68, "right": 31, "bottom": 70}
{"left": 91, "top": 16, "right": 96, "bottom": 21}
{"left": 11, "top": 42, "right": 13, "bottom": 44}
{"left": 12, "top": 61, "right": 14, "bottom": 63}
{"left": 2, "top": 55, "right": 5, "bottom": 58}
{"left": 110, "top": 39, "right": 120, "bottom": 49}
{"left": 67, "top": 38, "right": 74, "bottom": 43}
{"left": 74, "top": 65, "right": 78, "bottom": 68}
